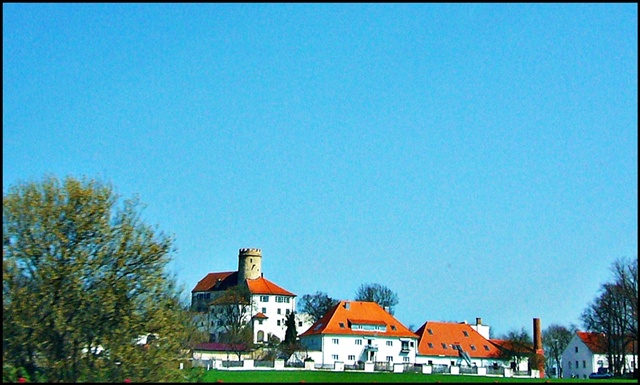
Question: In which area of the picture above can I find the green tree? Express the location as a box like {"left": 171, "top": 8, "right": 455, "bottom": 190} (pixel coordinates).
{"left": 279, "top": 311, "right": 301, "bottom": 361}
{"left": 298, "top": 291, "right": 339, "bottom": 322}
{"left": 3, "top": 176, "right": 202, "bottom": 382}
{"left": 354, "top": 283, "right": 399, "bottom": 315}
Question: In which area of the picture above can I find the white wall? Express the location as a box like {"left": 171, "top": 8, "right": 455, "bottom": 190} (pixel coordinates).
{"left": 301, "top": 334, "right": 418, "bottom": 366}
{"left": 250, "top": 294, "right": 296, "bottom": 343}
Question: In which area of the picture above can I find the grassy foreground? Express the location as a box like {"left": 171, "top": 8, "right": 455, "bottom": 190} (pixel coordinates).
{"left": 197, "top": 369, "right": 637, "bottom": 383}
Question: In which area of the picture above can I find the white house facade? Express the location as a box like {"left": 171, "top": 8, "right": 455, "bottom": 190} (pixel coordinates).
{"left": 562, "top": 331, "right": 638, "bottom": 379}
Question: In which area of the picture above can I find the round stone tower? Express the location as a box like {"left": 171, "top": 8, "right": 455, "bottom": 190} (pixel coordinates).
{"left": 237, "top": 248, "right": 262, "bottom": 283}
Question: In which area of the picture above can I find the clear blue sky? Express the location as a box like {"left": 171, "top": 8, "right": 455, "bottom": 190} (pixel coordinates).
{"left": 3, "top": 4, "right": 637, "bottom": 338}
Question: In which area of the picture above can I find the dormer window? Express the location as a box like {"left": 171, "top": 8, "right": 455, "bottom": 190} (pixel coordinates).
{"left": 427, "top": 329, "right": 433, "bottom": 335}
{"left": 463, "top": 331, "right": 469, "bottom": 337}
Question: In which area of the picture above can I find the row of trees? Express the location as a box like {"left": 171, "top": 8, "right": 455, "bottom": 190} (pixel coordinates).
{"left": 581, "top": 257, "right": 638, "bottom": 376}
{"left": 298, "top": 282, "right": 400, "bottom": 323}
{"left": 3, "top": 177, "right": 207, "bottom": 382}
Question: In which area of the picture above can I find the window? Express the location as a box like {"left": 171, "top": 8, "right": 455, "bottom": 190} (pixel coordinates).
{"left": 428, "top": 360, "right": 433, "bottom": 365}
{"left": 276, "top": 296, "right": 290, "bottom": 303}
{"left": 332, "top": 338, "right": 339, "bottom": 345}
{"left": 575, "top": 346, "right": 578, "bottom": 353}
{"left": 484, "top": 345, "right": 490, "bottom": 351}
{"left": 260, "top": 295, "right": 269, "bottom": 302}
{"left": 401, "top": 340, "right": 410, "bottom": 351}
{"left": 427, "top": 329, "right": 433, "bottom": 335}
{"left": 576, "top": 361, "right": 579, "bottom": 369}
{"left": 332, "top": 354, "right": 338, "bottom": 360}
{"left": 286, "top": 309, "right": 290, "bottom": 315}
{"left": 569, "top": 361, "right": 572, "bottom": 369}
{"left": 339, "top": 322, "right": 345, "bottom": 328}
{"left": 583, "top": 361, "right": 586, "bottom": 368}
{"left": 277, "top": 320, "right": 281, "bottom": 326}
{"left": 470, "top": 345, "right": 476, "bottom": 351}
{"left": 428, "top": 343, "right": 434, "bottom": 348}
{"left": 386, "top": 341, "right": 393, "bottom": 346}
{"left": 277, "top": 308, "right": 282, "bottom": 315}
{"left": 391, "top": 325, "right": 397, "bottom": 330}
{"left": 463, "top": 331, "right": 469, "bottom": 337}
{"left": 386, "top": 356, "right": 393, "bottom": 362}
{"left": 403, "top": 357, "right": 410, "bottom": 362}
{"left": 298, "top": 321, "right": 303, "bottom": 327}
{"left": 355, "top": 339, "right": 362, "bottom": 345}
{"left": 258, "top": 320, "right": 263, "bottom": 325}
{"left": 442, "top": 343, "right": 448, "bottom": 349}
{"left": 348, "top": 355, "right": 355, "bottom": 361}
{"left": 262, "top": 307, "right": 267, "bottom": 314}
{"left": 410, "top": 342, "right": 414, "bottom": 347}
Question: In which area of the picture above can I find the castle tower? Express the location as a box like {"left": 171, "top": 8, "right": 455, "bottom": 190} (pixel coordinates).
{"left": 237, "top": 248, "right": 262, "bottom": 283}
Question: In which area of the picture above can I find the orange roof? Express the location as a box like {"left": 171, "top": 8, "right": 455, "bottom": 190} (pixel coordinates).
{"left": 192, "top": 271, "right": 236, "bottom": 292}
{"left": 299, "top": 301, "right": 418, "bottom": 338}
{"left": 415, "top": 321, "right": 503, "bottom": 358}
{"left": 253, "top": 312, "right": 268, "bottom": 319}
{"left": 246, "top": 276, "right": 295, "bottom": 296}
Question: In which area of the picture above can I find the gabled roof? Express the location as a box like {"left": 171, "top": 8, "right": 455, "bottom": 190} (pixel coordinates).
{"left": 192, "top": 271, "right": 237, "bottom": 292}
{"left": 246, "top": 276, "right": 295, "bottom": 296}
{"left": 299, "top": 301, "right": 418, "bottom": 338}
{"left": 573, "top": 331, "right": 640, "bottom": 354}
{"left": 253, "top": 312, "right": 268, "bottom": 319}
{"left": 415, "top": 321, "right": 503, "bottom": 359}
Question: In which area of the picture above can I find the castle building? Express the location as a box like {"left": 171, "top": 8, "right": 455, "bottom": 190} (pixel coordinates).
{"left": 191, "top": 248, "right": 313, "bottom": 344}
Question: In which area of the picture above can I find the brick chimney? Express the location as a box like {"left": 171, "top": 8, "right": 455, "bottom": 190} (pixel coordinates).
{"left": 533, "top": 318, "right": 545, "bottom": 378}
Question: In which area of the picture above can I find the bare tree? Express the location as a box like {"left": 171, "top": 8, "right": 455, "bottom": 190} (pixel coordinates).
{"left": 497, "top": 328, "right": 534, "bottom": 371}
{"left": 209, "top": 284, "right": 255, "bottom": 360}
{"left": 298, "top": 291, "right": 339, "bottom": 322}
{"left": 582, "top": 257, "right": 638, "bottom": 376}
{"left": 354, "top": 283, "right": 399, "bottom": 315}
{"left": 542, "top": 323, "right": 576, "bottom": 378}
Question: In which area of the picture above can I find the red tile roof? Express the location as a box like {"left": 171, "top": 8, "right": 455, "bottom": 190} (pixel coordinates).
{"left": 574, "top": 331, "right": 634, "bottom": 354}
{"left": 415, "top": 321, "right": 503, "bottom": 359}
{"left": 253, "top": 312, "right": 268, "bottom": 319}
{"left": 246, "top": 276, "right": 295, "bottom": 296}
{"left": 192, "top": 271, "right": 237, "bottom": 292}
{"left": 299, "top": 301, "right": 418, "bottom": 338}
{"left": 192, "top": 272, "right": 295, "bottom": 297}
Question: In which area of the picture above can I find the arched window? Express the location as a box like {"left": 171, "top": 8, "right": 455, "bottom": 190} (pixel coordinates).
{"left": 257, "top": 330, "right": 265, "bottom": 342}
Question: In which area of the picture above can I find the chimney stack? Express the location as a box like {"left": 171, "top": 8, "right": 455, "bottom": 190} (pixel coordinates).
{"left": 476, "top": 317, "right": 482, "bottom": 325}
{"left": 533, "top": 318, "right": 542, "bottom": 352}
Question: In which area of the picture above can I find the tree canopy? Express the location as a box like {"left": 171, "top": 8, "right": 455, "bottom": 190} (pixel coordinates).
{"left": 298, "top": 291, "right": 339, "bottom": 322}
{"left": 354, "top": 283, "right": 399, "bottom": 315}
{"left": 3, "top": 176, "right": 203, "bottom": 382}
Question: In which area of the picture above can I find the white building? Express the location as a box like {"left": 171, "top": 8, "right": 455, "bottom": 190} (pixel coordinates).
{"left": 562, "top": 331, "right": 638, "bottom": 379}
{"left": 299, "top": 300, "right": 419, "bottom": 367}
{"left": 191, "top": 248, "right": 314, "bottom": 344}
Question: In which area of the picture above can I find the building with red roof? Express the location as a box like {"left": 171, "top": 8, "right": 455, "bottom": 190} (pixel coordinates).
{"left": 191, "top": 248, "right": 313, "bottom": 345}
{"left": 562, "top": 331, "right": 638, "bottom": 379}
{"left": 299, "top": 300, "right": 419, "bottom": 366}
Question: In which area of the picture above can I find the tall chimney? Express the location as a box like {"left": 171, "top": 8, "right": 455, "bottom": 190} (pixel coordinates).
{"left": 533, "top": 318, "right": 545, "bottom": 378}
{"left": 533, "top": 318, "right": 542, "bottom": 351}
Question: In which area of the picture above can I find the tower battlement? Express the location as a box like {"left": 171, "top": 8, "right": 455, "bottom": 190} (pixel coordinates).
{"left": 239, "top": 248, "right": 262, "bottom": 255}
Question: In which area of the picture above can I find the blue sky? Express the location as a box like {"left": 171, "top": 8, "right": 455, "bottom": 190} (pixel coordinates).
{"left": 3, "top": 4, "right": 637, "bottom": 338}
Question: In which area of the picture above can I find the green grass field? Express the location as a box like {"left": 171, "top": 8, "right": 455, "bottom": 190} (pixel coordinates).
{"left": 198, "top": 369, "right": 637, "bottom": 383}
